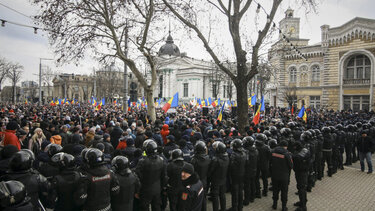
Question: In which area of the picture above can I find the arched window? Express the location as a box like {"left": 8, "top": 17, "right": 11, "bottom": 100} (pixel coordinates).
{"left": 289, "top": 67, "right": 297, "bottom": 83}
{"left": 311, "top": 65, "right": 320, "bottom": 81}
{"left": 344, "top": 55, "right": 370, "bottom": 80}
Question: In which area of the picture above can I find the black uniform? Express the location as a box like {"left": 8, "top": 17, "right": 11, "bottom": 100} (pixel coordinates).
{"left": 208, "top": 152, "right": 229, "bottom": 211}
{"left": 228, "top": 149, "right": 247, "bottom": 211}
{"left": 243, "top": 145, "right": 258, "bottom": 204}
{"left": 167, "top": 159, "right": 186, "bottom": 211}
{"left": 191, "top": 153, "right": 211, "bottom": 211}
{"left": 293, "top": 148, "right": 311, "bottom": 211}
{"left": 81, "top": 165, "right": 120, "bottom": 211}
{"left": 135, "top": 154, "right": 167, "bottom": 211}
{"left": 177, "top": 173, "right": 204, "bottom": 211}
{"left": 111, "top": 169, "right": 141, "bottom": 211}
{"left": 315, "top": 133, "right": 324, "bottom": 180}
{"left": 51, "top": 169, "right": 86, "bottom": 211}
{"left": 322, "top": 133, "right": 334, "bottom": 177}
{"left": 255, "top": 141, "right": 271, "bottom": 197}
{"left": 2, "top": 169, "right": 51, "bottom": 211}
{"left": 270, "top": 146, "right": 293, "bottom": 210}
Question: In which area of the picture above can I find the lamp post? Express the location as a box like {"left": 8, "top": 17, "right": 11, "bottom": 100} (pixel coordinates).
{"left": 39, "top": 58, "right": 53, "bottom": 106}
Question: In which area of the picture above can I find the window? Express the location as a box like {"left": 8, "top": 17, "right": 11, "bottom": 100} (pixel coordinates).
{"left": 311, "top": 65, "right": 320, "bottom": 81}
{"left": 183, "top": 83, "right": 188, "bottom": 97}
{"left": 343, "top": 95, "right": 369, "bottom": 111}
{"left": 212, "top": 84, "right": 217, "bottom": 97}
{"left": 289, "top": 67, "right": 297, "bottom": 83}
{"left": 310, "top": 96, "right": 320, "bottom": 109}
{"left": 344, "top": 55, "right": 371, "bottom": 80}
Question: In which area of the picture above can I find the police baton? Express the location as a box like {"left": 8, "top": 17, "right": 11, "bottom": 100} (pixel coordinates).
{"left": 38, "top": 199, "right": 46, "bottom": 211}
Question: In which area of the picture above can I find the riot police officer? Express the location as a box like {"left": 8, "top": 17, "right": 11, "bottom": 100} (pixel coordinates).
{"left": 135, "top": 140, "right": 167, "bottom": 211}
{"left": 38, "top": 144, "right": 62, "bottom": 178}
{"left": 81, "top": 148, "right": 120, "bottom": 211}
{"left": 167, "top": 149, "right": 186, "bottom": 211}
{"left": 50, "top": 152, "right": 86, "bottom": 211}
{"left": 111, "top": 156, "right": 140, "bottom": 211}
{"left": 2, "top": 149, "right": 51, "bottom": 211}
{"left": 208, "top": 141, "right": 229, "bottom": 211}
{"left": 228, "top": 139, "right": 247, "bottom": 211}
{"left": 322, "top": 127, "right": 334, "bottom": 177}
{"left": 191, "top": 141, "right": 211, "bottom": 211}
{"left": 242, "top": 136, "right": 258, "bottom": 205}
{"left": 293, "top": 142, "right": 311, "bottom": 211}
{"left": 255, "top": 134, "right": 271, "bottom": 198}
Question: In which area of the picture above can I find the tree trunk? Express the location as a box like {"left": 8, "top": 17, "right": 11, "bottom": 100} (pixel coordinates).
{"left": 145, "top": 88, "right": 156, "bottom": 123}
{"left": 235, "top": 78, "right": 249, "bottom": 134}
{"left": 12, "top": 84, "right": 16, "bottom": 103}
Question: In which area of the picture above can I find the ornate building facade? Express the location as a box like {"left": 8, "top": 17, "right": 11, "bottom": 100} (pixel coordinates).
{"left": 267, "top": 8, "right": 375, "bottom": 111}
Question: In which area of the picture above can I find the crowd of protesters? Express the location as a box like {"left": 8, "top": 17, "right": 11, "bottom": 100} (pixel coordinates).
{"left": 0, "top": 103, "right": 374, "bottom": 211}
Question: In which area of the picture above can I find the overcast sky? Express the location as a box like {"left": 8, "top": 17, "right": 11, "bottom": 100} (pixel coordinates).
{"left": 1, "top": 0, "right": 375, "bottom": 86}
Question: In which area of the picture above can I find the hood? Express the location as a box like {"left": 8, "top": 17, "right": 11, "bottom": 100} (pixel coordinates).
{"left": 162, "top": 124, "right": 169, "bottom": 131}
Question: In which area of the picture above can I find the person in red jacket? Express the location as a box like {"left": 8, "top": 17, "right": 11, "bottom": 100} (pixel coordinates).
{"left": 3, "top": 121, "right": 21, "bottom": 150}
{"left": 161, "top": 124, "right": 170, "bottom": 145}
{"left": 116, "top": 136, "right": 128, "bottom": 150}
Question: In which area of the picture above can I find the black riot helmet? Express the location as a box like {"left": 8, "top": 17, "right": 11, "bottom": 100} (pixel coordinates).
{"left": 80, "top": 148, "right": 90, "bottom": 163}
{"left": 276, "top": 122, "right": 284, "bottom": 129}
{"left": 269, "top": 126, "right": 278, "bottom": 134}
{"left": 256, "top": 133, "right": 268, "bottom": 142}
{"left": 263, "top": 130, "right": 272, "bottom": 138}
{"left": 355, "top": 122, "right": 362, "bottom": 128}
{"left": 0, "top": 180, "right": 27, "bottom": 208}
{"left": 308, "top": 129, "right": 316, "bottom": 137}
{"left": 301, "top": 131, "right": 312, "bottom": 142}
{"left": 85, "top": 148, "right": 104, "bottom": 167}
{"left": 268, "top": 139, "right": 278, "bottom": 149}
{"left": 46, "top": 144, "right": 63, "bottom": 157}
{"left": 314, "top": 129, "right": 321, "bottom": 135}
{"left": 213, "top": 141, "right": 226, "bottom": 154}
{"left": 111, "top": 156, "right": 130, "bottom": 171}
{"left": 242, "top": 136, "right": 255, "bottom": 148}
{"left": 322, "top": 127, "right": 331, "bottom": 134}
{"left": 9, "top": 150, "right": 34, "bottom": 171}
{"left": 287, "top": 122, "right": 296, "bottom": 129}
{"left": 336, "top": 124, "right": 344, "bottom": 131}
{"left": 194, "top": 141, "right": 207, "bottom": 154}
{"left": 230, "top": 139, "right": 243, "bottom": 151}
{"left": 171, "top": 149, "right": 184, "bottom": 161}
{"left": 145, "top": 140, "right": 158, "bottom": 155}
{"left": 280, "top": 128, "right": 291, "bottom": 137}
{"left": 51, "top": 152, "right": 76, "bottom": 169}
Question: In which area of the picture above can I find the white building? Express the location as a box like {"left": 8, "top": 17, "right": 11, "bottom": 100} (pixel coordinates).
{"left": 155, "top": 32, "right": 236, "bottom": 103}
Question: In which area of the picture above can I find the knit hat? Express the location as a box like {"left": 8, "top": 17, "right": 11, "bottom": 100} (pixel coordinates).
{"left": 182, "top": 163, "right": 194, "bottom": 175}
{"left": 6, "top": 121, "right": 19, "bottom": 131}
{"left": 126, "top": 137, "right": 135, "bottom": 146}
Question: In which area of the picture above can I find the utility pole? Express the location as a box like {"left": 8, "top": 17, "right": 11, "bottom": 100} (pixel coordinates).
{"left": 123, "top": 19, "right": 129, "bottom": 112}
{"left": 39, "top": 58, "right": 53, "bottom": 106}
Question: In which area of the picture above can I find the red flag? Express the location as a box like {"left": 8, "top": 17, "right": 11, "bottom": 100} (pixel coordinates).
{"left": 291, "top": 105, "right": 294, "bottom": 115}
{"left": 252, "top": 105, "right": 261, "bottom": 125}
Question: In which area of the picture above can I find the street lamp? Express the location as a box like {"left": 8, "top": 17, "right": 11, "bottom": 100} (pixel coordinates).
{"left": 39, "top": 58, "right": 53, "bottom": 106}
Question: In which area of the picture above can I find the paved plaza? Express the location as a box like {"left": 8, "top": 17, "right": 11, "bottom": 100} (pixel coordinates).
{"left": 205, "top": 154, "right": 375, "bottom": 211}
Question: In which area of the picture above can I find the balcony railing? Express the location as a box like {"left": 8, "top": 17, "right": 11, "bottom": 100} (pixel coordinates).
{"left": 343, "top": 78, "right": 370, "bottom": 85}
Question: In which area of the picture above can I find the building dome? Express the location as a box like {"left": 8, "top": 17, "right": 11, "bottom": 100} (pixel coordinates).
{"left": 158, "top": 32, "right": 180, "bottom": 57}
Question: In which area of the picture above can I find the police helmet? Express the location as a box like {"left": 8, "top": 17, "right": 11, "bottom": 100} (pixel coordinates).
{"left": 194, "top": 141, "right": 207, "bottom": 154}
{"left": 276, "top": 122, "right": 284, "bottom": 129}
{"left": 230, "top": 139, "right": 243, "bottom": 150}
{"left": 322, "top": 127, "right": 330, "bottom": 134}
{"left": 46, "top": 144, "right": 63, "bottom": 157}
{"left": 213, "top": 141, "right": 226, "bottom": 154}
{"left": 301, "top": 131, "right": 312, "bottom": 142}
{"left": 0, "top": 180, "right": 27, "bottom": 208}
{"left": 80, "top": 148, "right": 90, "bottom": 163}
{"left": 263, "top": 130, "right": 272, "bottom": 138}
{"left": 280, "top": 128, "right": 291, "bottom": 136}
{"left": 314, "top": 129, "right": 321, "bottom": 135}
{"left": 336, "top": 124, "right": 344, "bottom": 131}
{"left": 171, "top": 149, "right": 184, "bottom": 161}
{"left": 287, "top": 122, "right": 296, "bottom": 129}
{"left": 355, "top": 122, "right": 362, "bottom": 128}
{"left": 256, "top": 133, "right": 268, "bottom": 142}
{"left": 268, "top": 139, "right": 278, "bottom": 149}
{"left": 145, "top": 140, "right": 158, "bottom": 155}
{"left": 51, "top": 152, "right": 76, "bottom": 169}
{"left": 9, "top": 150, "right": 34, "bottom": 171}
{"left": 111, "top": 156, "right": 129, "bottom": 171}
{"left": 242, "top": 136, "right": 255, "bottom": 148}
{"left": 269, "top": 126, "right": 277, "bottom": 134}
{"left": 85, "top": 148, "right": 104, "bottom": 167}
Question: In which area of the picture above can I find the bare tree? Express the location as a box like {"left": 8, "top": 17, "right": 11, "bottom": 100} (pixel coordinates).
{"left": 280, "top": 86, "right": 305, "bottom": 109}
{"left": 0, "top": 56, "right": 11, "bottom": 92}
{"left": 33, "top": 0, "right": 166, "bottom": 121}
{"left": 163, "top": 0, "right": 317, "bottom": 132}
{"left": 7, "top": 63, "right": 23, "bottom": 103}
{"left": 41, "top": 66, "right": 55, "bottom": 101}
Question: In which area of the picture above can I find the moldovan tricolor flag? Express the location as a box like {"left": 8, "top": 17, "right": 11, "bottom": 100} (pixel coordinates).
{"left": 217, "top": 101, "right": 226, "bottom": 121}
{"left": 298, "top": 105, "right": 307, "bottom": 123}
{"left": 252, "top": 105, "right": 261, "bottom": 125}
{"left": 162, "top": 92, "right": 179, "bottom": 113}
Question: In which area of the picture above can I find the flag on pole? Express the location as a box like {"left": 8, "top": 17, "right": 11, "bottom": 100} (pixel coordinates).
{"left": 251, "top": 94, "right": 257, "bottom": 105}
{"left": 260, "top": 96, "right": 265, "bottom": 112}
{"left": 252, "top": 105, "right": 261, "bottom": 125}
{"left": 162, "top": 92, "right": 179, "bottom": 113}
{"left": 217, "top": 101, "right": 226, "bottom": 121}
{"left": 298, "top": 105, "right": 307, "bottom": 123}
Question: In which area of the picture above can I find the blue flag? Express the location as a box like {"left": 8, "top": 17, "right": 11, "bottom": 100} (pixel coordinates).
{"left": 298, "top": 106, "right": 305, "bottom": 118}
{"left": 260, "top": 96, "right": 265, "bottom": 112}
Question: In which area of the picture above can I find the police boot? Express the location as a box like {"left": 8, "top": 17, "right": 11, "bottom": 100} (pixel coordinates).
{"left": 295, "top": 207, "right": 307, "bottom": 211}
{"left": 272, "top": 201, "right": 277, "bottom": 210}
{"left": 262, "top": 189, "right": 268, "bottom": 197}
{"left": 294, "top": 201, "right": 302, "bottom": 207}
